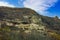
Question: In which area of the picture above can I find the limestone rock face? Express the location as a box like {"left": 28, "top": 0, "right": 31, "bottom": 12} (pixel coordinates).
{"left": 0, "top": 7, "right": 60, "bottom": 40}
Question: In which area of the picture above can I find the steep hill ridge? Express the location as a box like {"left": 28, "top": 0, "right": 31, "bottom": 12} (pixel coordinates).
{"left": 0, "top": 7, "right": 60, "bottom": 40}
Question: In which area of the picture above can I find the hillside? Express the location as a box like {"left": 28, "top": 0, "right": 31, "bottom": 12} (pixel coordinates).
{"left": 0, "top": 7, "right": 60, "bottom": 40}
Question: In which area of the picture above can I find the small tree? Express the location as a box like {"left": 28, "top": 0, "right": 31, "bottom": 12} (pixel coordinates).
{"left": 54, "top": 16, "right": 59, "bottom": 19}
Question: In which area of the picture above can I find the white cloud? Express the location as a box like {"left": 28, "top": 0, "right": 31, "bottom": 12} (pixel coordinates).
{"left": 23, "top": 0, "right": 58, "bottom": 15}
{"left": 0, "top": 1, "right": 15, "bottom": 7}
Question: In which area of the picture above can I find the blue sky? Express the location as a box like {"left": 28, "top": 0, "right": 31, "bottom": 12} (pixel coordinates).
{"left": 47, "top": 0, "right": 60, "bottom": 17}
{"left": 0, "top": 0, "right": 60, "bottom": 17}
